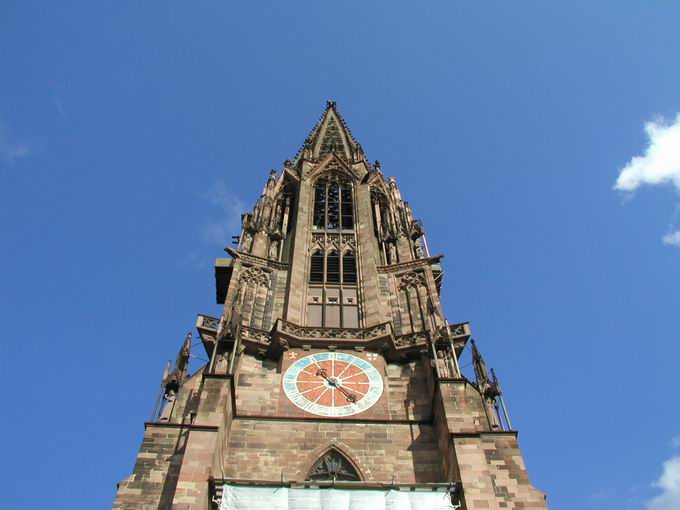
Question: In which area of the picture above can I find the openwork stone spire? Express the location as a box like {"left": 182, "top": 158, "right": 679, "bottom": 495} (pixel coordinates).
{"left": 295, "top": 100, "right": 362, "bottom": 164}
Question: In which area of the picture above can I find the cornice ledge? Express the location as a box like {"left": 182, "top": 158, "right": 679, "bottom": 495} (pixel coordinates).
{"left": 226, "top": 248, "right": 289, "bottom": 270}
{"left": 449, "top": 430, "right": 519, "bottom": 439}
{"left": 376, "top": 255, "right": 443, "bottom": 273}
{"left": 144, "top": 422, "right": 219, "bottom": 432}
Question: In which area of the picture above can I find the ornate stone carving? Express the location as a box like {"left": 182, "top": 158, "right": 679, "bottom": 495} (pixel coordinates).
{"left": 413, "top": 238, "right": 424, "bottom": 259}
{"left": 199, "top": 315, "right": 220, "bottom": 332}
{"left": 449, "top": 322, "right": 468, "bottom": 337}
{"left": 310, "top": 232, "right": 356, "bottom": 252}
{"left": 280, "top": 320, "right": 388, "bottom": 340}
{"left": 397, "top": 271, "right": 427, "bottom": 290}
{"left": 238, "top": 266, "right": 271, "bottom": 287}
{"left": 241, "top": 325, "right": 271, "bottom": 344}
{"left": 393, "top": 331, "right": 429, "bottom": 347}
{"left": 409, "top": 219, "right": 425, "bottom": 239}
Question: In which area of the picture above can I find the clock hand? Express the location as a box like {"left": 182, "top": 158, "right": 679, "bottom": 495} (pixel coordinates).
{"left": 336, "top": 385, "right": 357, "bottom": 403}
{"left": 316, "top": 369, "right": 357, "bottom": 403}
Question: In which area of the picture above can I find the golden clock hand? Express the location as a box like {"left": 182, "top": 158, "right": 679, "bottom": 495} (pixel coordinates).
{"left": 316, "top": 368, "right": 356, "bottom": 402}
{"left": 335, "top": 383, "right": 357, "bottom": 403}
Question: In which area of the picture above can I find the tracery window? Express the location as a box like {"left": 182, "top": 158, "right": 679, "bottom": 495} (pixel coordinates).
{"left": 307, "top": 449, "right": 360, "bottom": 481}
{"left": 313, "top": 173, "right": 354, "bottom": 230}
{"left": 308, "top": 172, "right": 359, "bottom": 328}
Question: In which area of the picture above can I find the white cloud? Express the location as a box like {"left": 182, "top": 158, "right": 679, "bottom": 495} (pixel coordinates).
{"left": 615, "top": 113, "right": 680, "bottom": 193}
{"left": 662, "top": 231, "right": 680, "bottom": 247}
{"left": 199, "top": 180, "right": 245, "bottom": 248}
{"left": 646, "top": 456, "right": 680, "bottom": 510}
{"left": 615, "top": 114, "right": 680, "bottom": 246}
{"left": 0, "top": 118, "right": 36, "bottom": 167}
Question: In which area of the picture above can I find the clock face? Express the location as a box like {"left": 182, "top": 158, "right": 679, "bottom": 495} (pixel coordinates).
{"left": 283, "top": 352, "right": 384, "bottom": 417}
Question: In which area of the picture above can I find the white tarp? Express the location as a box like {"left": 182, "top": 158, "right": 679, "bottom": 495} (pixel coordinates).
{"left": 220, "top": 484, "right": 454, "bottom": 510}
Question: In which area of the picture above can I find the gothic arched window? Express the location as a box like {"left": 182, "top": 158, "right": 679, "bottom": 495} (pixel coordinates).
{"left": 310, "top": 250, "right": 324, "bottom": 284}
{"left": 308, "top": 173, "right": 358, "bottom": 328}
{"left": 313, "top": 173, "right": 354, "bottom": 231}
{"left": 326, "top": 250, "right": 340, "bottom": 283}
{"left": 342, "top": 251, "right": 357, "bottom": 284}
{"left": 307, "top": 449, "right": 360, "bottom": 482}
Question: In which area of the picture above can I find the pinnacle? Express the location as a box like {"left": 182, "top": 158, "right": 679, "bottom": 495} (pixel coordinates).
{"left": 294, "top": 101, "right": 361, "bottom": 164}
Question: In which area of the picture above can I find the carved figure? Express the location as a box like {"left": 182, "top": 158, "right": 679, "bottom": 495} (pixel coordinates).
{"left": 486, "top": 398, "right": 501, "bottom": 430}
{"left": 269, "top": 239, "right": 279, "bottom": 260}
{"left": 414, "top": 238, "right": 424, "bottom": 259}
{"left": 437, "top": 350, "right": 450, "bottom": 378}
{"left": 215, "top": 353, "right": 230, "bottom": 374}
{"left": 388, "top": 242, "right": 397, "bottom": 264}
{"left": 242, "top": 232, "right": 253, "bottom": 251}
{"left": 159, "top": 389, "right": 176, "bottom": 422}
{"left": 272, "top": 200, "right": 283, "bottom": 230}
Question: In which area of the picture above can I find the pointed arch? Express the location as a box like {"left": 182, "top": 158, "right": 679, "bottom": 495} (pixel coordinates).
{"left": 342, "top": 250, "right": 357, "bottom": 284}
{"left": 312, "top": 171, "right": 355, "bottom": 231}
{"left": 309, "top": 249, "right": 324, "bottom": 284}
{"left": 307, "top": 154, "right": 359, "bottom": 185}
{"left": 306, "top": 447, "right": 363, "bottom": 482}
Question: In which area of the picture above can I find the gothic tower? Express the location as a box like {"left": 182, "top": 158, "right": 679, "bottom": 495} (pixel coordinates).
{"left": 114, "top": 102, "right": 547, "bottom": 509}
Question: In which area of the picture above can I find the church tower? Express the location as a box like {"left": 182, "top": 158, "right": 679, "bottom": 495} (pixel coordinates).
{"left": 114, "top": 102, "right": 547, "bottom": 509}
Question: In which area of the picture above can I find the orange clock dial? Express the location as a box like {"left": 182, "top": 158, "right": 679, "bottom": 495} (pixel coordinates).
{"left": 283, "top": 352, "right": 383, "bottom": 417}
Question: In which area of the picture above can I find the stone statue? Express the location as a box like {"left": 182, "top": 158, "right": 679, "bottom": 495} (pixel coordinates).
{"left": 215, "top": 352, "right": 230, "bottom": 374}
{"left": 388, "top": 242, "right": 397, "bottom": 264}
{"left": 273, "top": 201, "right": 283, "bottom": 230}
{"left": 242, "top": 232, "right": 253, "bottom": 252}
{"left": 269, "top": 239, "right": 279, "bottom": 260}
{"left": 159, "top": 389, "right": 176, "bottom": 422}
{"left": 486, "top": 398, "right": 501, "bottom": 430}
{"left": 437, "top": 350, "right": 450, "bottom": 378}
{"left": 414, "top": 238, "right": 424, "bottom": 259}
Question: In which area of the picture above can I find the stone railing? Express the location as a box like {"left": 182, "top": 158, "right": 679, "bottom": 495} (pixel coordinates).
{"left": 393, "top": 330, "right": 429, "bottom": 348}
{"left": 278, "top": 320, "right": 390, "bottom": 341}
{"left": 241, "top": 325, "right": 271, "bottom": 344}
{"left": 448, "top": 321, "right": 471, "bottom": 340}
{"left": 196, "top": 314, "right": 220, "bottom": 333}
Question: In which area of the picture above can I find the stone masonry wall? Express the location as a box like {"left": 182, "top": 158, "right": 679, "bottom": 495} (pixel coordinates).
{"left": 113, "top": 426, "right": 185, "bottom": 510}
{"left": 234, "top": 352, "right": 433, "bottom": 421}
{"left": 223, "top": 418, "right": 441, "bottom": 483}
{"left": 453, "top": 434, "right": 546, "bottom": 510}
{"left": 440, "top": 380, "right": 491, "bottom": 434}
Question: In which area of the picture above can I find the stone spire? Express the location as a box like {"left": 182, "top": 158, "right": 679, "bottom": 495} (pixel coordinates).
{"left": 164, "top": 331, "right": 192, "bottom": 393}
{"left": 471, "top": 339, "right": 502, "bottom": 430}
{"left": 470, "top": 339, "right": 491, "bottom": 388}
{"left": 294, "top": 100, "right": 363, "bottom": 164}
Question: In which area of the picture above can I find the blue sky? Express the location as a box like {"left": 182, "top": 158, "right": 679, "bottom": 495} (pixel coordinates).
{"left": 1, "top": 2, "right": 680, "bottom": 508}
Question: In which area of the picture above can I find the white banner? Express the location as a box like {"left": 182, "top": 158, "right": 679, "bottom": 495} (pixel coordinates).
{"left": 220, "top": 484, "right": 454, "bottom": 510}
